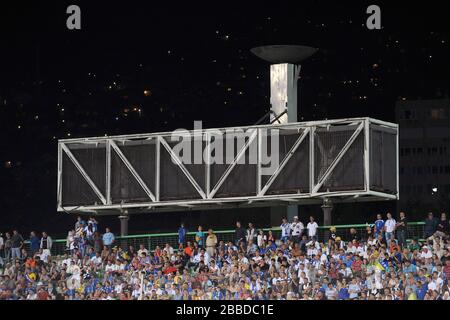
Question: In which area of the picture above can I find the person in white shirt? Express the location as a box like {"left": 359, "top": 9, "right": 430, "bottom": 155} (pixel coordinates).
{"left": 420, "top": 246, "right": 433, "bottom": 259}
{"left": 306, "top": 216, "right": 318, "bottom": 240}
{"left": 384, "top": 212, "right": 396, "bottom": 242}
{"left": 137, "top": 244, "right": 149, "bottom": 257}
{"left": 280, "top": 218, "right": 291, "bottom": 243}
{"left": 256, "top": 230, "right": 266, "bottom": 247}
{"left": 291, "top": 216, "right": 304, "bottom": 243}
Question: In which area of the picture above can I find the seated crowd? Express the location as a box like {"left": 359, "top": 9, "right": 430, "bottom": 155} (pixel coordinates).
{"left": 0, "top": 212, "right": 449, "bottom": 300}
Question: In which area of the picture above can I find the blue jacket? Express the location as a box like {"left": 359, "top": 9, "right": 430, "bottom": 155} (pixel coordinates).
{"left": 178, "top": 227, "right": 187, "bottom": 243}
{"left": 30, "top": 236, "right": 40, "bottom": 250}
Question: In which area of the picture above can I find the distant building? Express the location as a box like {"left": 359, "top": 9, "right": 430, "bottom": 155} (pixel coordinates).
{"left": 396, "top": 99, "right": 450, "bottom": 216}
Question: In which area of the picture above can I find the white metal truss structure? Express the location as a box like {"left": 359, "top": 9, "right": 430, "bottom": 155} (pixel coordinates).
{"left": 57, "top": 117, "right": 399, "bottom": 215}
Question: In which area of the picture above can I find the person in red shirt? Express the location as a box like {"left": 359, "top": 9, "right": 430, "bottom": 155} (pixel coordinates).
{"left": 444, "top": 259, "right": 450, "bottom": 279}
{"left": 37, "top": 287, "right": 49, "bottom": 300}
{"left": 184, "top": 241, "right": 194, "bottom": 257}
{"left": 351, "top": 256, "right": 363, "bottom": 276}
{"left": 162, "top": 262, "right": 177, "bottom": 275}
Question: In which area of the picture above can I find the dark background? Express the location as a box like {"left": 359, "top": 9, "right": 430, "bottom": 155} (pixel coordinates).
{"left": 0, "top": 1, "right": 449, "bottom": 237}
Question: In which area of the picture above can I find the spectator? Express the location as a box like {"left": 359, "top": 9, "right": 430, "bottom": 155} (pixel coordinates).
{"left": 280, "top": 218, "right": 291, "bottom": 243}
{"left": 137, "top": 244, "right": 148, "bottom": 257}
{"left": 4, "top": 232, "right": 12, "bottom": 260}
{"left": 396, "top": 211, "right": 408, "bottom": 248}
{"left": 40, "top": 232, "right": 52, "bottom": 262}
{"left": 436, "top": 213, "right": 449, "bottom": 238}
{"left": 384, "top": 213, "right": 396, "bottom": 243}
{"left": 424, "top": 212, "right": 439, "bottom": 239}
{"left": 291, "top": 216, "right": 304, "bottom": 243}
{"left": 0, "top": 233, "right": 3, "bottom": 264}
{"left": 267, "top": 230, "right": 275, "bottom": 243}
{"left": 195, "top": 226, "right": 205, "bottom": 248}
{"left": 66, "top": 230, "right": 75, "bottom": 253}
{"left": 178, "top": 223, "right": 187, "bottom": 249}
{"left": 246, "top": 223, "right": 257, "bottom": 243}
{"left": 234, "top": 221, "right": 246, "bottom": 246}
{"left": 205, "top": 229, "right": 217, "bottom": 257}
{"left": 93, "top": 231, "right": 103, "bottom": 253}
{"left": 307, "top": 216, "right": 318, "bottom": 240}
{"left": 374, "top": 214, "right": 385, "bottom": 239}
{"left": 29, "top": 231, "right": 40, "bottom": 256}
{"left": 11, "top": 230, "right": 24, "bottom": 260}
{"left": 257, "top": 230, "right": 266, "bottom": 247}
{"left": 75, "top": 216, "right": 86, "bottom": 230}
{"left": 102, "top": 228, "right": 115, "bottom": 249}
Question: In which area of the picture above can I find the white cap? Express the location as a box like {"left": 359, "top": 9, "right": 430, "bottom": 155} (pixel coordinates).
{"left": 293, "top": 216, "right": 298, "bottom": 220}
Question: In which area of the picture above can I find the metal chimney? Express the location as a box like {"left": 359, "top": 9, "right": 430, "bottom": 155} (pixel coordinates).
{"left": 251, "top": 45, "right": 318, "bottom": 123}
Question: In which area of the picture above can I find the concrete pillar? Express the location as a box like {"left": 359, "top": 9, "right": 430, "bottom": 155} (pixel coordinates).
{"left": 119, "top": 215, "right": 129, "bottom": 236}
{"left": 321, "top": 198, "right": 333, "bottom": 241}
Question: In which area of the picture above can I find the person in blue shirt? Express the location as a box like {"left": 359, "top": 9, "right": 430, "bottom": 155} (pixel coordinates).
{"left": 374, "top": 214, "right": 385, "bottom": 239}
{"left": 102, "top": 227, "right": 115, "bottom": 249}
{"left": 29, "top": 231, "right": 40, "bottom": 256}
{"left": 178, "top": 223, "right": 187, "bottom": 249}
{"left": 338, "top": 284, "right": 350, "bottom": 300}
{"left": 416, "top": 280, "right": 428, "bottom": 300}
{"left": 195, "top": 226, "right": 205, "bottom": 248}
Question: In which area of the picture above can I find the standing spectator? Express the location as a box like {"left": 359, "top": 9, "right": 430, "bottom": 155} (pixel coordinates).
{"left": 384, "top": 213, "right": 396, "bottom": 243}
{"left": 373, "top": 214, "right": 385, "bottom": 239}
{"left": 66, "top": 230, "right": 75, "bottom": 253}
{"left": 436, "top": 212, "right": 449, "bottom": 238}
{"left": 4, "top": 232, "right": 12, "bottom": 261}
{"left": 75, "top": 216, "right": 86, "bottom": 230}
{"left": 40, "top": 232, "right": 52, "bottom": 262}
{"left": 11, "top": 230, "right": 24, "bottom": 260}
{"left": 291, "top": 216, "right": 304, "bottom": 243}
{"left": 93, "top": 231, "right": 103, "bottom": 253}
{"left": 246, "top": 223, "right": 257, "bottom": 243}
{"left": 257, "top": 230, "right": 266, "bottom": 247}
{"left": 267, "top": 230, "right": 275, "bottom": 243}
{"left": 424, "top": 212, "right": 439, "bottom": 239}
{"left": 205, "top": 229, "right": 218, "bottom": 257}
{"left": 280, "top": 218, "right": 291, "bottom": 243}
{"left": 234, "top": 221, "right": 246, "bottom": 246}
{"left": 396, "top": 212, "right": 408, "bottom": 248}
{"left": 195, "top": 226, "right": 205, "bottom": 248}
{"left": 0, "top": 233, "right": 3, "bottom": 265}
{"left": 137, "top": 244, "right": 148, "bottom": 257}
{"left": 29, "top": 231, "right": 40, "bottom": 256}
{"left": 102, "top": 228, "right": 115, "bottom": 249}
{"left": 178, "top": 223, "right": 187, "bottom": 249}
{"left": 307, "top": 216, "right": 318, "bottom": 241}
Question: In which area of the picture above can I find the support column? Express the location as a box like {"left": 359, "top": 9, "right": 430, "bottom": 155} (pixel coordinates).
{"left": 119, "top": 214, "right": 129, "bottom": 236}
{"left": 321, "top": 198, "right": 333, "bottom": 241}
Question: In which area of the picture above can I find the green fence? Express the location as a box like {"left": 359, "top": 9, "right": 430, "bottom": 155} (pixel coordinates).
{"left": 21, "top": 222, "right": 426, "bottom": 257}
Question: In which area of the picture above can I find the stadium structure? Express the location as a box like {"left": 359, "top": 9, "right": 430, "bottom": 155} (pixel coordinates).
{"left": 57, "top": 45, "right": 399, "bottom": 235}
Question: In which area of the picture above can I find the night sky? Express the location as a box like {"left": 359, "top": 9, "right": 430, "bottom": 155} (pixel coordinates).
{"left": 1, "top": 2, "right": 449, "bottom": 236}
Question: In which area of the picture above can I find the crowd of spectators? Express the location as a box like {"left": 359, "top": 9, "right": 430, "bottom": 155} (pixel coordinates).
{"left": 0, "top": 212, "right": 449, "bottom": 300}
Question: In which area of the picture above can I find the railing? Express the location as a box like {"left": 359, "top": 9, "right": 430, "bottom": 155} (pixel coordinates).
{"left": 18, "top": 222, "right": 426, "bottom": 257}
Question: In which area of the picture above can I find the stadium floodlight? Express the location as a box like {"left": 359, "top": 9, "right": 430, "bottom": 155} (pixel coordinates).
{"left": 250, "top": 45, "right": 318, "bottom": 124}
{"left": 251, "top": 45, "right": 318, "bottom": 223}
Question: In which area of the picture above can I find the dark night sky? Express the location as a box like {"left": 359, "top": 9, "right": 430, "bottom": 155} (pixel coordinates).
{"left": 0, "top": 2, "right": 449, "bottom": 236}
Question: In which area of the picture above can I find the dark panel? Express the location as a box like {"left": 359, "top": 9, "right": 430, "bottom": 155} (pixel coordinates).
{"left": 118, "top": 140, "right": 156, "bottom": 194}
{"left": 159, "top": 142, "right": 202, "bottom": 201}
{"left": 266, "top": 136, "right": 310, "bottom": 194}
{"left": 319, "top": 133, "right": 364, "bottom": 192}
{"left": 70, "top": 144, "right": 106, "bottom": 196}
{"left": 61, "top": 153, "right": 100, "bottom": 207}
{"left": 111, "top": 150, "right": 150, "bottom": 203}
